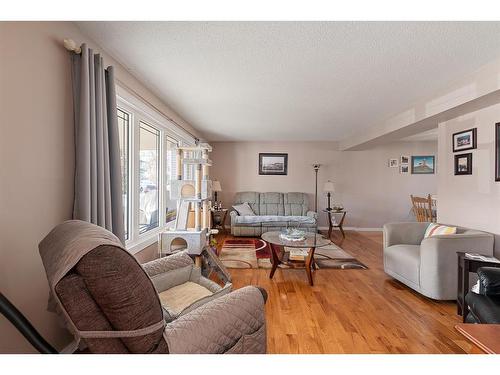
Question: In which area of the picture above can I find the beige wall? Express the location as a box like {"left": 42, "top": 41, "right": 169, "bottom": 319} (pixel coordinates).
{"left": 211, "top": 141, "right": 437, "bottom": 229}
{"left": 437, "top": 102, "right": 500, "bottom": 257}
{"left": 0, "top": 22, "right": 199, "bottom": 353}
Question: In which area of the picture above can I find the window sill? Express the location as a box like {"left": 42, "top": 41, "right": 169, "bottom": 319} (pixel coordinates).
{"left": 126, "top": 226, "right": 164, "bottom": 255}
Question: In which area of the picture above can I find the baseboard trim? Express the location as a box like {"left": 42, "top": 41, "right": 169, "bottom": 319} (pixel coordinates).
{"left": 317, "top": 226, "right": 382, "bottom": 232}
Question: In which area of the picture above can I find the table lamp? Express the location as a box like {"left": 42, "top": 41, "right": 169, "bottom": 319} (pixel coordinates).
{"left": 323, "top": 180, "right": 335, "bottom": 211}
{"left": 212, "top": 180, "right": 222, "bottom": 203}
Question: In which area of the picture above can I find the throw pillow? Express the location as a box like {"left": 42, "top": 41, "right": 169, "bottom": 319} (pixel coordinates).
{"left": 232, "top": 202, "right": 256, "bottom": 216}
{"left": 424, "top": 223, "right": 457, "bottom": 238}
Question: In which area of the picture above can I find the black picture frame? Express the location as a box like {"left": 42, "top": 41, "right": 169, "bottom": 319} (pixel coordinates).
{"left": 259, "top": 153, "right": 288, "bottom": 175}
{"left": 454, "top": 153, "right": 473, "bottom": 175}
{"left": 496, "top": 123, "right": 500, "bottom": 181}
{"left": 452, "top": 128, "right": 477, "bottom": 152}
{"left": 411, "top": 155, "right": 435, "bottom": 174}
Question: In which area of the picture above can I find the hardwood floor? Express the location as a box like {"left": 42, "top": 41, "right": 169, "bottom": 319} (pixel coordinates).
{"left": 215, "top": 230, "right": 473, "bottom": 354}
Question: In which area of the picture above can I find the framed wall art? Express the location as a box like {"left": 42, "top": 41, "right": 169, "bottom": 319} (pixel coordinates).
{"left": 452, "top": 128, "right": 477, "bottom": 152}
{"left": 454, "top": 153, "right": 473, "bottom": 175}
{"left": 259, "top": 153, "right": 288, "bottom": 175}
{"left": 411, "top": 155, "right": 435, "bottom": 174}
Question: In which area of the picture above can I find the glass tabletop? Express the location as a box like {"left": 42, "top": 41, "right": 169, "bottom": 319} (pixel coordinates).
{"left": 261, "top": 231, "right": 331, "bottom": 248}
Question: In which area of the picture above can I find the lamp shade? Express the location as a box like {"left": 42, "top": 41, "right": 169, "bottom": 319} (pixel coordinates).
{"left": 212, "top": 180, "right": 222, "bottom": 192}
{"left": 323, "top": 181, "right": 335, "bottom": 193}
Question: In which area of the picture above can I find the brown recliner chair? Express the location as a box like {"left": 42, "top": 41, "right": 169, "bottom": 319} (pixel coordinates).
{"left": 38, "top": 220, "right": 267, "bottom": 354}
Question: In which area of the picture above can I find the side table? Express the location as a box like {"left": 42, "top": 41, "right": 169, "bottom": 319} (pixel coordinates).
{"left": 456, "top": 251, "right": 500, "bottom": 322}
{"left": 210, "top": 209, "right": 228, "bottom": 234}
{"left": 324, "top": 210, "right": 347, "bottom": 239}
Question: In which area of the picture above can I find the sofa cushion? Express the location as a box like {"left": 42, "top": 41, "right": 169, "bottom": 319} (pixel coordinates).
{"left": 284, "top": 193, "right": 308, "bottom": 216}
{"left": 233, "top": 192, "right": 260, "bottom": 215}
{"left": 232, "top": 202, "right": 256, "bottom": 216}
{"left": 384, "top": 244, "right": 421, "bottom": 286}
{"left": 259, "top": 193, "right": 284, "bottom": 216}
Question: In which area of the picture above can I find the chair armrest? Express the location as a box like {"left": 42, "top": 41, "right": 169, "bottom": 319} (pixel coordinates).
{"left": 478, "top": 267, "right": 500, "bottom": 296}
{"left": 142, "top": 251, "right": 193, "bottom": 278}
{"left": 383, "top": 222, "right": 429, "bottom": 248}
{"left": 306, "top": 211, "right": 318, "bottom": 220}
{"left": 163, "top": 286, "right": 266, "bottom": 353}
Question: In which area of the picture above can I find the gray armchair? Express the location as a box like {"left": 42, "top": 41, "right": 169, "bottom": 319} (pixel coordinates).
{"left": 383, "top": 222, "right": 494, "bottom": 300}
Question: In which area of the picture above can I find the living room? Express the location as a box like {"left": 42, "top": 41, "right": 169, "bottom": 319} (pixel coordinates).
{"left": 2, "top": 1, "right": 500, "bottom": 372}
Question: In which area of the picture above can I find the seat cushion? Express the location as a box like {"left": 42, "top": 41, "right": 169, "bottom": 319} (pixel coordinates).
{"left": 465, "top": 293, "right": 500, "bottom": 324}
{"left": 159, "top": 281, "right": 213, "bottom": 316}
{"left": 384, "top": 244, "right": 421, "bottom": 286}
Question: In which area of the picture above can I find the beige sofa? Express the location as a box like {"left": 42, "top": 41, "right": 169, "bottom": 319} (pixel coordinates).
{"left": 383, "top": 222, "right": 494, "bottom": 300}
{"left": 230, "top": 192, "right": 317, "bottom": 236}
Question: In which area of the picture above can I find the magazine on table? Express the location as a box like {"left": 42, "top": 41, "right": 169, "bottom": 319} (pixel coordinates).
{"left": 464, "top": 253, "right": 500, "bottom": 263}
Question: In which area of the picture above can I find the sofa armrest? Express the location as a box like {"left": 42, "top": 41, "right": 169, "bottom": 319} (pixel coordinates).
{"left": 383, "top": 222, "right": 429, "bottom": 248}
{"left": 163, "top": 286, "right": 267, "bottom": 353}
{"left": 306, "top": 211, "right": 318, "bottom": 220}
{"left": 229, "top": 210, "right": 239, "bottom": 223}
{"left": 142, "top": 251, "right": 193, "bottom": 278}
{"left": 478, "top": 267, "right": 500, "bottom": 296}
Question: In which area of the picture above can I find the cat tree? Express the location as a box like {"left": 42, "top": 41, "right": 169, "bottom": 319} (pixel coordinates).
{"left": 159, "top": 142, "right": 213, "bottom": 257}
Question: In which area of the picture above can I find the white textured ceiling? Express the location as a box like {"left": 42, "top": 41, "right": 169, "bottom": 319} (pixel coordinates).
{"left": 77, "top": 22, "right": 500, "bottom": 141}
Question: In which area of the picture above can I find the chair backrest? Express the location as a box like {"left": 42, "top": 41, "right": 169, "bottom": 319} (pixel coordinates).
{"left": 410, "top": 194, "right": 435, "bottom": 222}
{"left": 39, "top": 220, "right": 167, "bottom": 354}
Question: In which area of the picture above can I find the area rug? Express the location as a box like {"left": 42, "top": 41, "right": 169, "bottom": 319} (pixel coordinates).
{"left": 218, "top": 238, "right": 368, "bottom": 270}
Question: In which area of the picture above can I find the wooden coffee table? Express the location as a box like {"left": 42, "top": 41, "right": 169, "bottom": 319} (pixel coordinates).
{"left": 261, "top": 231, "right": 331, "bottom": 286}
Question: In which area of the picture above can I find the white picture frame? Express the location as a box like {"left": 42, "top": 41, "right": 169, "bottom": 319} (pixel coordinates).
{"left": 389, "top": 158, "right": 399, "bottom": 168}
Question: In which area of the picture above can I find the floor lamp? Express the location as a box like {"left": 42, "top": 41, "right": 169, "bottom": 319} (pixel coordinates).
{"left": 313, "top": 164, "right": 321, "bottom": 212}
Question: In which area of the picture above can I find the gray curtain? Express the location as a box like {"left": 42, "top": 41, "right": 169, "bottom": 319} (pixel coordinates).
{"left": 71, "top": 44, "right": 125, "bottom": 244}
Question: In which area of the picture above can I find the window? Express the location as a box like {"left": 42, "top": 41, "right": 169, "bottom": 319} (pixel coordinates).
{"left": 139, "top": 122, "right": 160, "bottom": 234}
{"left": 166, "top": 137, "right": 178, "bottom": 224}
{"left": 117, "top": 109, "right": 130, "bottom": 240}
{"left": 115, "top": 85, "right": 196, "bottom": 253}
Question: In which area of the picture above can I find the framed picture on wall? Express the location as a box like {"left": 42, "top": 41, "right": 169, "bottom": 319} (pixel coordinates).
{"left": 259, "top": 153, "right": 288, "bottom": 175}
{"left": 454, "top": 153, "right": 473, "bottom": 175}
{"left": 411, "top": 155, "right": 435, "bottom": 174}
{"left": 496, "top": 123, "right": 500, "bottom": 181}
{"left": 400, "top": 155, "right": 409, "bottom": 165}
{"left": 388, "top": 158, "right": 399, "bottom": 168}
{"left": 400, "top": 165, "right": 409, "bottom": 174}
{"left": 452, "top": 128, "right": 477, "bottom": 152}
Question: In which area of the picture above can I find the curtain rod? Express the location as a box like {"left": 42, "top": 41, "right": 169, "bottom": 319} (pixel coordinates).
{"left": 63, "top": 38, "right": 200, "bottom": 142}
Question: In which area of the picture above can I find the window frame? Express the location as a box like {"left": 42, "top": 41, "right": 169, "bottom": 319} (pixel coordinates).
{"left": 116, "top": 85, "right": 195, "bottom": 254}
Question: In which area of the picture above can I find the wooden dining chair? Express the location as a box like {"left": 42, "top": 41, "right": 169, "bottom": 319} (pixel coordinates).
{"left": 410, "top": 194, "right": 436, "bottom": 222}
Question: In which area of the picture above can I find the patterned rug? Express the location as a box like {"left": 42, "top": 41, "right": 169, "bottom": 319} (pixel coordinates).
{"left": 218, "top": 238, "right": 368, "bottom": 270}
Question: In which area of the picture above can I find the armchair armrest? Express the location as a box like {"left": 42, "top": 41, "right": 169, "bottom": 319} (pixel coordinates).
{"left": 142, "top": 251, "right": 193, "bottom": 278}
{"left": 418, "top": 233, "right": 494, "bottom": 300}
{"left": 478, "top": 267, "right": 500, "bottom": 296}
{"left": 163, "top": 286, "right": 266, "bottom": 353}
{"left": 306, "top": 211, "right": 318, "bottom": 220}
{"left": 383, "top": 222, "right": 429, "bottom": 248}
